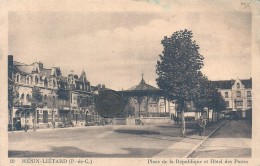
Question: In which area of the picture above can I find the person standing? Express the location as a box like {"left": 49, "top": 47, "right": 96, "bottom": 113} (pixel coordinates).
{"left": 198, "top": 116, "right": 207, "bottom": 139}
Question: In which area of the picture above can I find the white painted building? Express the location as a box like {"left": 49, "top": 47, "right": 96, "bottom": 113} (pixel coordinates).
{"left": 212, "top": 78, "right": 252, "bottom": 118}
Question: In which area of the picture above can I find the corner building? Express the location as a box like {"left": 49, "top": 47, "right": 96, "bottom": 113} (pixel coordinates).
{"left": 8, "top": 55, "right": 100, "bottom": 129}
{"left": 211, "top": 78, "right": 252, "bottom": 119}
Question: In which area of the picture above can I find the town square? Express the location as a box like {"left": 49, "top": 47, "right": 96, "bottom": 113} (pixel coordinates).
{"left": 5, "top": 0, "right": 253, "bottom": 161}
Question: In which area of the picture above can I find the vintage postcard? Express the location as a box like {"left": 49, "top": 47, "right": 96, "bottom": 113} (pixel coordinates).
{"left": 0, "top": 0, "right": 260, "bottom": 166}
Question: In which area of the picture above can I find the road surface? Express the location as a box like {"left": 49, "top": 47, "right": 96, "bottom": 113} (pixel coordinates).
{"left": 9, "top": 122, "right": 198, "bottom": 158}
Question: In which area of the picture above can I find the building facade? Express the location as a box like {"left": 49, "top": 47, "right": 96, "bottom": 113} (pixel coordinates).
{"left": 8, "top": 55, "right": 103, "bottom": 130}
{"left": 212, "top": 78, "right": 252, "bottom": 118}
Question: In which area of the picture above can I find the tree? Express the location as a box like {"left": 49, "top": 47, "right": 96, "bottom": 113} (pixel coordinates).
{"left": 193, "top": 72, "right": 211, "bottom": 113}
{"left": 156, "top": 29, "right": 204, "bottom": 137}
{"left": 8, "top": 78, "right": 19, "bottom": 131}
{"left": 207, "top": 89, "right": 227, "bottom": 121}
{"left": 29, "top": 86, "right": 43, "bottom": 131}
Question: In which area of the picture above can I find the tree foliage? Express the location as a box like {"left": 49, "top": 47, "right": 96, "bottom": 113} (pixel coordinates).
{"left": 156, "top": 29, "right": 204, "bottom": 103}
{"left": 29, "top": 86, "right": 44, "bottom": 110}
{"left": 207, "top": 88, "right": 227, "bottom": 112}
{"left": 193, "top": 72, "right": 212, "bottom": 112}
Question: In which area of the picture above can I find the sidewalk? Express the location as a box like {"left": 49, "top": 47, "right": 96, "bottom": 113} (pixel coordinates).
{"left": 153, "top": 120, "right": 226, "bottom": 158}
{"left": 8, "top": 125, "right": 112, "bottom": 133}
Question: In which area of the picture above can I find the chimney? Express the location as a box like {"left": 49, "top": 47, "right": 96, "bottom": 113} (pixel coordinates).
{"left": 102, "top": 84, "right": 105, "bottom": 89}
{"left": 39, "top": 61, "right": 43, "bottom": 69}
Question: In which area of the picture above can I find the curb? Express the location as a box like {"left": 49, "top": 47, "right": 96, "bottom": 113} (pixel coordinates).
{"left": 8, "top": 125, "right": 111, "bottom": 133}
{"left": 183, "top": 120, "right": 226, "bottom": 158}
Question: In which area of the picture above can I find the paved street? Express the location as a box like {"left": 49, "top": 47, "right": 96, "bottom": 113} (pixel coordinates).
{"left": 189, "top": 120, "right": 252, "bottom": 158}
{"left": 9, "top": 121, "right": 202, "bottom": 158}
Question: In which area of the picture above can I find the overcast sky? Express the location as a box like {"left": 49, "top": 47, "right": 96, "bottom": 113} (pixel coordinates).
{"left": 8, "top": 1, "right": 252, "bottom": 90}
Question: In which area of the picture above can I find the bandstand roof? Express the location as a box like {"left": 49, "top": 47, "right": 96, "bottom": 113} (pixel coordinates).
{"left": 120, "top": 76, "right": 166, "bottom": 98}
{"left": 127, "top": 78, "right": 159, "bottom": 92}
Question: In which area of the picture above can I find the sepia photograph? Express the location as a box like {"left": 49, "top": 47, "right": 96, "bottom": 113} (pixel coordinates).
{"left": 1, "top": 0, "right": 260, "bottom": 165}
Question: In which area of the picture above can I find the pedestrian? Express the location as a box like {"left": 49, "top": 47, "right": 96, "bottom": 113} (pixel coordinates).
{"left": 198, "top": 116, "right": 206, "bottom": 139}
{"left": 52, "top": 120, "right": 55, "bottom": 129}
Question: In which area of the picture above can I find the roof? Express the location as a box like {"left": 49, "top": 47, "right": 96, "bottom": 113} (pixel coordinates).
{"left": 39, "top": 68, "right": 52, "bottom": 77}
{"left": 13, "top": 61, "right": 27, "bottom": 66}
{"left": 127, "top": 78, "right": 159, "bottom": 91}
{"left": 14, "top": 64, "right": 35, "bottom": 74}
{"left": 58, "top": 75, "right": 67, "bottom": 82}
{"left": 211, "top": 80, "right": 234, "bottom": 89}
{"left": 211, "top": 78, "right": 252, "bottom": 89}
{"left": 241, "top": 79, "right": 252, "bottom": 89}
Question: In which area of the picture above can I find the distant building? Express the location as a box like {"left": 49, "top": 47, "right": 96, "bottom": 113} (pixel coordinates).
{"left": 211, "top": 78, "right": 252, "bottom": 118}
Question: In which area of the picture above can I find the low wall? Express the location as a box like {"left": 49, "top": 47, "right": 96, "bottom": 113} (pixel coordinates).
{"left": 140, "top": 117, "right": 171, "bottom": 125}
{"left": 114, "top": 118, "right": 126, "bottom": 125}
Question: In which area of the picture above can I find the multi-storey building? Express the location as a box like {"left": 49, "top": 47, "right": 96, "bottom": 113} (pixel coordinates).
{"left": 211, "top": 78, "right": 252, "bottom": 118}
{"left": 9, "top": 56, "right": 60, "bottom": 128}
{"left": 8, "top": 55, "right": 101, "bottom": 129}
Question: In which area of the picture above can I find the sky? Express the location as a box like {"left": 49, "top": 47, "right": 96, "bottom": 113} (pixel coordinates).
{"left": 8, "top": 1, "right": 252, "bottom": 90}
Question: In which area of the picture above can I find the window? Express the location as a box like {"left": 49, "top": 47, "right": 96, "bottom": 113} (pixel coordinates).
{"left": 235, "top": 101, "right": 243, "bottom": 107}
{"left": 44, "top": 79, "right": 48, "bottom": 88}
{"left": 26, "top": 76, "right": 30, "bottom": 84}
{"left": 16, "top": 92, "right": 19, "bottom": 98}
{"left": 236, "top": 83, "right": 240, "bottom": 89}
{"left": 247, "top": 100, "right": 252, "bottom": 107}
{"left": 225, "top": 101, "right": 229, "bottom": 107}
{"left": 236, "top": 91, "right": 241, "bottom": 97}
{"left": 26, "top": 94, "right": 30, "bottom": 103}
{"left": 247, "top": 91, "right": 251, "bottom": 97}
{"left": 43, "top": 111, "right": 48, "bottom": 123}
{"left": 35, "top": 76, "right": 39, "bottom": 84}
{"left": 225, "top": 92, "right": 228, "bottom": 98}
{"left": 21, "top": 94, "right": 24, "bottom": 103}
{"left": 16, "top": 74, "right": 20, "bottom": 82}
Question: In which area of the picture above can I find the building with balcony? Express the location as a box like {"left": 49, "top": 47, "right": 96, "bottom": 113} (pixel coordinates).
{"left": 211, "top": 78, "right": 252, "bottom": 118}
{"left": 8, "top": 56, "right": 61, "bottom": 129}
{"left": 8, "top": 55, "right": 101, "bottom": 129}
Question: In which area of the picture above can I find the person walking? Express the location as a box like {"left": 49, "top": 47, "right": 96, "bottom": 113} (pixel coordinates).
{"left": 198, "top": 116, "right": 207, "bottom": 139}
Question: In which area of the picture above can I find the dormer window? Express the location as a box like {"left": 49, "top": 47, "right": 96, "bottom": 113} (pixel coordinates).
{"left": 35, "top": 76, "right": 39, "bottom": 84}
{"left": 236, "top": 83, "right": 240, "bottom": 89}
{"left": 16, "top": 74, "right": 20, "bottom": 82}
{"left": 26, "top": 76, "right": 30, "bottom": 84}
